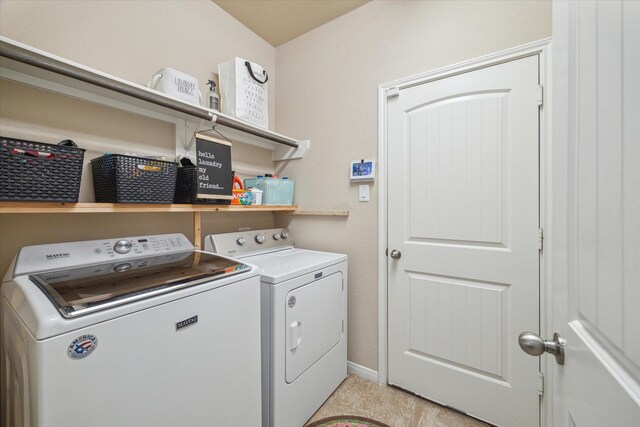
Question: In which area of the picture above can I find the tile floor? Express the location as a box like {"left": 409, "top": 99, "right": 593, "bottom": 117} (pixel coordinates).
{"left": 306, "top": 374, "right": 490, "bottom": 427}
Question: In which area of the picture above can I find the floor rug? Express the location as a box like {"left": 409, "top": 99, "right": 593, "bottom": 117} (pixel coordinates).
{"left": 306, "top": 415, "right": 391, "bottom": 427}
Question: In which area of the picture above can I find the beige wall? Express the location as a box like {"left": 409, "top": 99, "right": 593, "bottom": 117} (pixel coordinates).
{"left": 0, "top": 0, "right": 552, "bottom": 375}
{"left": 0, "top": 1, "right": 277, "bottom": 276}
{"left": 274, "top": 0, "right": 551, "bottom": 371}
{"left": 0, "top": 0, "right": 276, "bottom": 128}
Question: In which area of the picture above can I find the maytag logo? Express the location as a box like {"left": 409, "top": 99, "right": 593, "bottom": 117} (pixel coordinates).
{"left": 176, "top": 315, "right": 198, "bottom": 331}
{"left": 46, "top": 253, "right": 70, "bottom": 260}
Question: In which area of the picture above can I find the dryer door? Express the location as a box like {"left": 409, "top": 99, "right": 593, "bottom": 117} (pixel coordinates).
{"left": 285, "top": 272, "right": 344, "bottom": 383}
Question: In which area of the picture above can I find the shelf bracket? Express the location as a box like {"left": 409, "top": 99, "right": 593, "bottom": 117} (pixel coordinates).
{"left": 273, "top": 139, "right": 310, "bottom": 162}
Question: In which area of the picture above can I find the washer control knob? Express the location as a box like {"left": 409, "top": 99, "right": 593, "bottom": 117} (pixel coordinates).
{"left": 281, "top": 232, "right": 289, "bottom": 240}
{"left": 114, "top": 240, "right": 132, "bottom": 254}
{"left": 114, "top": 263, "right": 132, "bottom": 273}
{"left": 255, "top": 234, "right": 266, "bottom": 244}
{"left": 273, "top": 233, "right": 281, "bottom": 240}
{"left": 237, "top": 237, "right": 246, "bottom": 246}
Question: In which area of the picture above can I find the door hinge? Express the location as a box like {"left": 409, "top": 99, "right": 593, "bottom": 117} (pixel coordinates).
{"left": 385, "top": 248, "right": 388, "bottom": 256}
{"left": 538, "top": 372, "right": 544, "bottom": 395}
{"left": 342, "top": 320, "right": 344, "bottom": 333}
{"left": 386, "top": 87, "right": 400, "bottom": 98}
{"left": 538, "top": 228, "right": 544, "bottom": 251}
{"left": 537, "top": 85, "right": 544, "bottom": 107}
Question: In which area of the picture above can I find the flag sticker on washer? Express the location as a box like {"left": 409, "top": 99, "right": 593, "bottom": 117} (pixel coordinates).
{"left": 67, "top": 334, "right": 98, "bottom": 360}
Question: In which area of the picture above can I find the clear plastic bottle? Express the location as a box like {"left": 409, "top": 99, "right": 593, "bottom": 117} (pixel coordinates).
{"left": 207, "top": 80, "right": 219, "bottom": 111}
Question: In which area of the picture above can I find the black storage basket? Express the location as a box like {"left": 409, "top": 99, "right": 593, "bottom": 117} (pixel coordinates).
{"left": 0, "top": 136, "right": 85, "bottom": 202}
{"left": 91, "top": 154, "right": 177, "bottom": 204}
{"left": 174, "top": 166, "right": 231, "bottom": 205}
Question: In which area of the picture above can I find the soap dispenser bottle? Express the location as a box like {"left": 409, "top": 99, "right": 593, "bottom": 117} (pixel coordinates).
{"left": 207, "top": 79, "right": 219, "bottom": 111}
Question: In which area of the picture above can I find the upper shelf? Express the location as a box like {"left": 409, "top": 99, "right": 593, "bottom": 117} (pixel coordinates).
{"left": 0, "top": 36, "right": 305, "bottom": 151}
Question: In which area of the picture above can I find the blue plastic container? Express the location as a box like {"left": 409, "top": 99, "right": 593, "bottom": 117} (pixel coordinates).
{"left": 244, "top": 177, "right": 294, "bottom": 205}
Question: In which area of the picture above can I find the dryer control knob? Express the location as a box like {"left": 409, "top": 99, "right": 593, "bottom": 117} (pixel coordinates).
{"left": 281, "top": 232, "right": 289, "bottom": 239}
{"left": 255, "top": 234, "right": 266, "bottom": 244}
{"left": 273, "top": 233, "right": 281, "bottom": 240}
{"left": 114, "top": 240, "right": 132, "bottom": 254}
{"left": 237, "top": 237, "right": 246, "bottom": 246}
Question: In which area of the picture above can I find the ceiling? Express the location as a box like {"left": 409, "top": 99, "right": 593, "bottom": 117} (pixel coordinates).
{"left": 213, "top": 0, "right": 369, "bottom": 47}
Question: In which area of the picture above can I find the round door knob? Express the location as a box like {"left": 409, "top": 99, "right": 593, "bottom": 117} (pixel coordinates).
{"left": 237, "top": 237, "right": 246, "bottom": 246}
{"left": 390, "top": 249, "right": 401, "bottom": 259}
{"left": 273, "top": 233, "right": 281, "bottom": 240}
{"left": 114, "top": 240, "right": 132, "bottom": 254}
{"left": 281, "top": 232, "right": 289, "bottom": 239}
{"left": 518, "top": 331, "right": 565, "bottom": 365}
{"left": 255, "top": 234, "right": 266, "bottom": 244}
{"left": 518, "top": 332, "right": 546, "bottom": 356}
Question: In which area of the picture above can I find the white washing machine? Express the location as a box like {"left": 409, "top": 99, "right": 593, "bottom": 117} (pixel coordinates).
{"left": 205, "top": 228, "right": 348, "bottom": 427}
{"left": 1, "top": 233, "right": 262, "bottom": 427}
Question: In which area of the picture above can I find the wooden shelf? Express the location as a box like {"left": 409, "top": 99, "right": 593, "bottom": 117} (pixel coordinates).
{"left": 275, "top": 209, "right": 349, "bottom": 216}
{"left": 0, "top": 202, "right": 298, "bottom": 214}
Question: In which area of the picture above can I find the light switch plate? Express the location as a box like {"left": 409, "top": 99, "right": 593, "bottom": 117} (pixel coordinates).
{"left": 359, "top": 184, "right": 370, "bottom": 202}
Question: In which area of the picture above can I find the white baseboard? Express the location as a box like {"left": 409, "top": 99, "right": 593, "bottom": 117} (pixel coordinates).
{"left": 347, "top": 361, "right": 379, "bottom": 383}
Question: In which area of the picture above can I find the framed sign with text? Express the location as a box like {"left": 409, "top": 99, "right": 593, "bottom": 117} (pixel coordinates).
{"left": 194, "top": 133, "right": 233, "bottom": 200}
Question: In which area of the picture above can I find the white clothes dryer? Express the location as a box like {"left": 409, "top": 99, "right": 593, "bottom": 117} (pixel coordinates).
{"left": 1, "top": 233, "right": 262, "bottom": 427}
{"left": 205, "top": 228, "right": 347, "bottom": 427}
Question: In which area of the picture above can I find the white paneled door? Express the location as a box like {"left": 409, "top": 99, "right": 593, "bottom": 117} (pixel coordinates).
{"left": 387, "top": 55, "right": 540, "bottom": 426}
{"left": 551, "top": 1, "right": 640, "bottom": 425}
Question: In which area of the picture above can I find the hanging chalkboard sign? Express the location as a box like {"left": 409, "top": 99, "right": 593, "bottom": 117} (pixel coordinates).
{"left": 195, "top": 133, "right": 233, "bottom": 200}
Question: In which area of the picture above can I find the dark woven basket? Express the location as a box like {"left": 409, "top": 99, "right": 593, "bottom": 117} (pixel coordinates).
{"left": 174, "top": 165, "right": 231, "bottom": 205}
{"left": 91, "top": 154, "right": 177, "bottom": 204}
{"left": 0, "top": 136, "right": 85, "bottom": 202}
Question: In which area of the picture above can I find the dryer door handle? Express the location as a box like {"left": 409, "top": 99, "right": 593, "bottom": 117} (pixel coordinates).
{"left": 289, "top": 321, "right": 302, "bottom": 351}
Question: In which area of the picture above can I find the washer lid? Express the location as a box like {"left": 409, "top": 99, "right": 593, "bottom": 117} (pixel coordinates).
{"left": 242, "top": 248, "right": 347, "bottom": 283}
{"left": 28, "top": 251, "right": 251, "bottom": 318}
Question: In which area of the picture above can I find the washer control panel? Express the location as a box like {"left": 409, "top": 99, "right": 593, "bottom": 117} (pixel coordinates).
{"left": 206, "top": 228, "right": 294, "bottom": 258}
{"left": 13, "top": 233, "right": 192, "bottom": 277}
